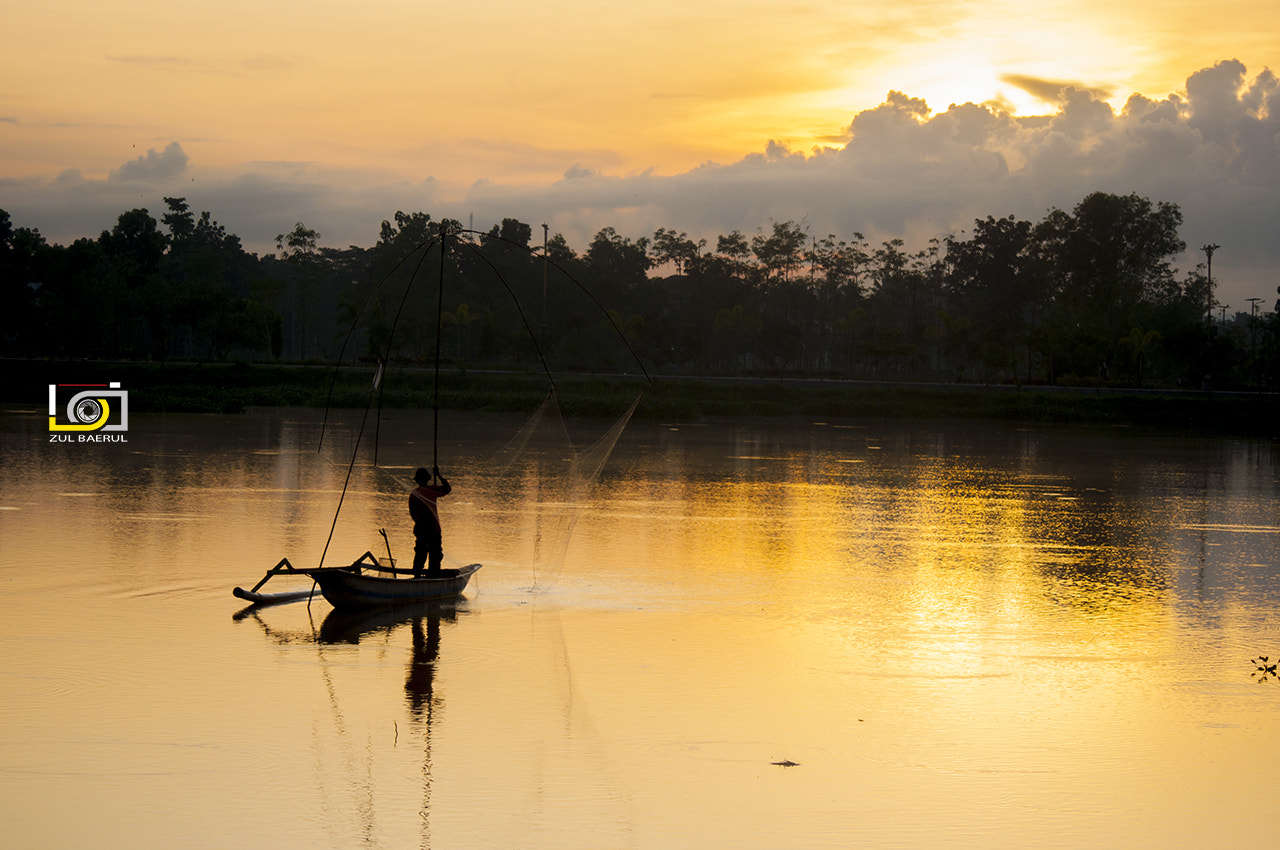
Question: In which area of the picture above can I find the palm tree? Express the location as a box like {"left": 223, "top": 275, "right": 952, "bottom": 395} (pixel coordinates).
{"left": 1119, "top": 327, "right": 1162, "bottom": 387}
{"left": 714, "top": 304, "right": 762, "bottom": 373}
{"left": 833, "top": 307, "right": 866, "bottom": 377}
{"left": 605, "top": 308, "right": 644, "bottom": 370}
{"left": 442, "top": 302, "right": 475, "bottom": 365}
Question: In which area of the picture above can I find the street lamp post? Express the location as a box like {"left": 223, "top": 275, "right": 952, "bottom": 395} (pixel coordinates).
{"left": 1246, "top": 297, "right": 1263, "bottom": 385}
{"left": 1202, "top": 243, "right": 1220, "bottom": 326}
{"left": 541, "top": 223, "right": 549, "bottom": 338}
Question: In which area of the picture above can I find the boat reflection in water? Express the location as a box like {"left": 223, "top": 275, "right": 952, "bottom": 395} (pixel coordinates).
{"left": 237, "top": 597, "right": 469, "bottom": 844}
{"left": 318, "top": 600, "right": 461, "bottom": 721}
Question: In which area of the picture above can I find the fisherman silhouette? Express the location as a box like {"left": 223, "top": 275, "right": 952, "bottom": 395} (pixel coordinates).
{"left": 409, "top": 466, "right": 451, "bottom": 575}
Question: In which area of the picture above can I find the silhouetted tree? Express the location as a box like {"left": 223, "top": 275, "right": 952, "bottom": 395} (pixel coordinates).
{"left": 651, "top": 227, "right": 704, "bottom": 274}
{"left": 1034, "top": 192, "right": 1184, "bottom": 381}
{"left": 8, "top": 189, "right": 1274, "bottom": 390}
{"left": 0, "top": 210, "right": 46, "bottom": 354}
{"left": 751, "top": 220, "right": 807, "bottom": 286}
{"left": 944, "top": 215, "right": 1037, "bottom": 380}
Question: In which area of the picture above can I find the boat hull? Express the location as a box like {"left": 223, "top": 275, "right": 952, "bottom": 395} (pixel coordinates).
{"left": 312, "top": 563, "right": 481, "bottom": 609}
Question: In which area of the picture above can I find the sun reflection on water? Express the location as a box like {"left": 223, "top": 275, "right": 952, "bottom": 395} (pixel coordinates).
{"left": 2, "top": 410, "right": 1278, "bottom": 847}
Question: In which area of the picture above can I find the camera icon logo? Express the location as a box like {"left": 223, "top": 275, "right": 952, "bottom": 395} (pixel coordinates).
{"left": 48, "top": 383, "right": 130, "bottom": 432}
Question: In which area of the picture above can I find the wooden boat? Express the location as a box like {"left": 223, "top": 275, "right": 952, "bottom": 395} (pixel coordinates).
{"left": 311, "top": 560, "right": 481, "bottom": 610}
{"left": 234, "top": 551, "right": 480, "bottom": 610}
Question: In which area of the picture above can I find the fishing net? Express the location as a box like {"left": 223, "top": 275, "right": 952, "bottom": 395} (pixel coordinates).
{"left": 477, "top": 389, "right": 643, "bottom": 591}
{"left": 315, "top": 228, "right": 650, "bottom": 586}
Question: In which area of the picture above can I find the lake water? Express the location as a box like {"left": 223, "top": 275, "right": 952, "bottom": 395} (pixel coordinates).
{"left": 2, "top": 404, "right": 1278, "bottom": 848}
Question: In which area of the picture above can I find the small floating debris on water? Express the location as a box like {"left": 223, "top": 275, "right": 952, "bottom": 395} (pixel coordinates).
{"left": 772, "top": 759, "right": 801, "bottom": 767}
{"left": 1252, "top": 656, "right": 1277, "bottom": 681}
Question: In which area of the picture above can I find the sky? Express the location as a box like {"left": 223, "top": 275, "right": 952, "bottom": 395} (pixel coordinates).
{"left": 2, "top": 0, "right": 1278, "bottom": 310}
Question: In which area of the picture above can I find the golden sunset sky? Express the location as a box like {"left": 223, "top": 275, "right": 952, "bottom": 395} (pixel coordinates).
{"left": 3, "top": 0, "right": 1278, "bottom": 303}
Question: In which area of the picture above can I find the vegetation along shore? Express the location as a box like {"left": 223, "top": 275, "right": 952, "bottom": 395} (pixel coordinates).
{"left": 7, "top": 359, "right": 1278, "bottom": 436}
{"left": 4, "top": 188, "right": 1278, "bottom": 435}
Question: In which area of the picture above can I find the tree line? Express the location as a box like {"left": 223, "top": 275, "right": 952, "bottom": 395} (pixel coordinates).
{"left": 2, "top": 192, "right": 1277, "bottom": 389}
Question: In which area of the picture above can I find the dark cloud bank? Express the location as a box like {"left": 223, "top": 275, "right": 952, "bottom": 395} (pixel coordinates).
{"left": 4, "top": 60, "right": 1277, "bottom": 305}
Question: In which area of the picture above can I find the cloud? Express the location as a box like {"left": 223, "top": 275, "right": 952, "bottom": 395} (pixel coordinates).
{"left": 471, "top": 60, "right": 1279, "bottom": 302}
{"left": 110, "top": 142, "right": 190, "bottom": 182}
{"left": 3, "top": 61, "right": 1278, "bottom": 307}
{"left": 1000, "top": 74, "right": 1114, "bottom": 106}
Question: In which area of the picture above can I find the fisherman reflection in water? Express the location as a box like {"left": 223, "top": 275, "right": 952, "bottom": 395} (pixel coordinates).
{"left": 410, "top": 466, "right": 451, "bottom": 575}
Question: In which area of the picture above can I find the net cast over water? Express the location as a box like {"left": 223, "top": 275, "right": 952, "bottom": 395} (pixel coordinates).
{"left": 244, "top": 222, "right": 651, "bottom": 606}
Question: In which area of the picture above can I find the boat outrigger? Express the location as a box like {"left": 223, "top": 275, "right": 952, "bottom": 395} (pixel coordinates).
{"left": 234, "top": 553, "right": 480, "bottom": 610}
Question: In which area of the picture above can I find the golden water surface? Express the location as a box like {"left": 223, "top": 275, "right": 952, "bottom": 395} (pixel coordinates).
{"left": 1, "top": 407, "right": 1277, "bottom": 848}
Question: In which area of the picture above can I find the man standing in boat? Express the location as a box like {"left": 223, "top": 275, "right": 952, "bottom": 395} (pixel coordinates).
{"left": 410, "top": 466, "right": 451, "bottom": 575}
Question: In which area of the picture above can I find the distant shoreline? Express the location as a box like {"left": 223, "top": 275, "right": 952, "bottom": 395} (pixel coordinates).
{"left": 7, "top": 359, "right": 1279, "bottom": 436}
